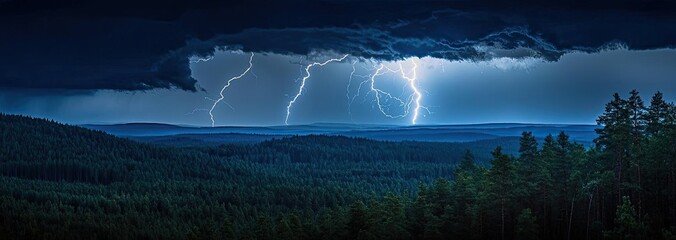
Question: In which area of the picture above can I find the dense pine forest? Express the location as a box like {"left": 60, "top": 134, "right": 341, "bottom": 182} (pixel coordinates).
{"left": 0, "top": 90, "right": 675, "bottom": 240}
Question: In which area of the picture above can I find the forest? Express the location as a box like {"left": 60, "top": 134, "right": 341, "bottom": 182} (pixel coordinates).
{"left": 0, "top": 90, "right": 674, "bottom": 240}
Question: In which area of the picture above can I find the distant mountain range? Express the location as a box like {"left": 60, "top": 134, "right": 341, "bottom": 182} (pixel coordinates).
{"left": 82, "top": 123, "right": 599, "bottom": 146}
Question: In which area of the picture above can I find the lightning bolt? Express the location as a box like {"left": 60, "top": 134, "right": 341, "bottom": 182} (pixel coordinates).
{"left": 348, "top": 63, "right": 377, "bottom": 111}
{"left": 204, "top": 52, "right": 254, "bottom": 127}
{"left": 369, "top": 64, "right": 410, "bottom": 118}
{"left": 346, "top": 61, "right": 380, "bottom": 121}
{"left": 285, "top": 54, "right": 349, "bottom": 125}
{"left": 398, "top": 60, "right": 425, "bottom": 125}
{"left": 364, "top": 58, "right": 429, "bottom": 125}
{"left": 346, "top": 61, "right": 359, "bottom": 120}
{"left": 189, "top": 56, "right": 214, "bottom": 63}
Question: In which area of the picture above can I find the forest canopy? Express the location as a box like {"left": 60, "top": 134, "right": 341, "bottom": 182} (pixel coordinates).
{"left": 0, "top": 90, "right": 675, "bottom": 240}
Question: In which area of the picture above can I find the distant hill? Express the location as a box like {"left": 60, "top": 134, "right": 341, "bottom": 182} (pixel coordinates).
{"left": 0, "top": 114, "right": 525, "bottom": 180}
{"left": 84, "top": 122, "right": 598, "bottom": 146}
{"left": 130, "top": 133, "right": 288, "bottom": 146}
{"left": 0, "top": 113, "right": 218, "bottom": 183}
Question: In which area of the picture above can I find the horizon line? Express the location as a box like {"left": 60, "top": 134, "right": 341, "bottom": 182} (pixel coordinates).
{"left": 80, "top": 121, "right": 599, "bottom": 128}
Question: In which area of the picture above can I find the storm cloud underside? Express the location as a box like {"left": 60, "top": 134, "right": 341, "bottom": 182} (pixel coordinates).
{"left": 2, "top": 0, "right": 676, "bottom": 91}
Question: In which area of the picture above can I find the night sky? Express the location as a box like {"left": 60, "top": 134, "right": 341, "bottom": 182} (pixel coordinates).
{"left": 1, "top": 0, "right": 676, "bottom": 126}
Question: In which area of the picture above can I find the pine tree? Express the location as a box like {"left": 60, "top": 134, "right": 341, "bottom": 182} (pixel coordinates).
{"left": 539, "top": 134, "right": 557, "bottom": 238}
{"left": 430, "top": 178, "right": 452, "bottom": 217}
{"left": 487, "top": 147, "right": 514, "bottom": 240}
{"left": 644, "top": 94, "right": 676, "bottom": 231}
{"left": 277, "top": 217, "right": 294, "bottom": 240}
{"left": 348, "top": 200, "right": 369, "bottom": 239}
{"left": 519, "top": 131, "right": 539, "bottom": 162}
{"left": 645, "top": 91, "right": 670, "bottom": 136}
{"left": 378, "top": 194, "right": 409, "bottom": 240}
{"left": 627, "top": 90, "right": 647, "bottom": 217}
{"left": 516, "top": 131, "right": 539, "bottom": 210}
{"left": 596, "top": 92, "right": 632, "bottom": 205}
{"left": 456, "top": 149, "right": 478, "bottom": 176}
{"left": 409, "top": 184, "right": 430, "bottom": 239}
{"left": 255, "top": 215, "right": 274, "bottom": 240}
{"left": 516, "top": 208, "right": 539, "bottom": 240}
{"left": 221, "top": 217, "right": 235, "bottom": 240}
{"left": 451, "top": 153, "right": 481, "bottom": 239}
{"left": 605, "top": 196, "right": 647, "bottom": 240}
{"left": 287, "top": 212, "right": 304, "bottom": 240}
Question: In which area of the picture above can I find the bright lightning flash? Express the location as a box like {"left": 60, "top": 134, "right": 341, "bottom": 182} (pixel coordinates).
{"left": 346, "top": 61, "right": 357, "bottom": 119}
{"left": 398, "top": 60, "right": 425, "bottom": 125}
{"left": 285, "top": 54, "right": 349, "bottom": 125}
{"left": 364, "top": 58, "right": 429, "bottom": 125}
{"left": 205, "top": 52, "right": 255, "bottom": 127}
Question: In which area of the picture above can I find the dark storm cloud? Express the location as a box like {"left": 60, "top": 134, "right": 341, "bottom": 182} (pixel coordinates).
{"left": 1, "top": 0, "right": 675, "bottom": 91}
{"left": 201, "top": 26, "right": 561, "bottom": 62}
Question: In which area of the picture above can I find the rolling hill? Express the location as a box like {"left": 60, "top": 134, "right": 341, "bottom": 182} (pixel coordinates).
{"left": 83, "top": 122, "right": 598, "bottom": 146}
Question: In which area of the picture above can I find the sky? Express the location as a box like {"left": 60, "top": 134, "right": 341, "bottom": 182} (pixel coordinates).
{"left": 1, "top": 0, "right": 676, "bottom": 126}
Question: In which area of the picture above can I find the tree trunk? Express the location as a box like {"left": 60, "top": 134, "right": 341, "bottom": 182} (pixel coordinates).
{"left": 637, "top": 156, "right": 642, "bottom": 219}
{"left": 501, "top": 198, "right": 505, "bottom": 240}
{"left": 617, "top": 151, "right": 622, "bottom": 205}
{"left": 543, "top": 188, "right": 548, "bottom": 239}
{"left": 670, "top": 168, "right": 676, "bottom": 227}
{"left": 480, "top": 210, "right": 484, "bottom": 239}
{"left": 599, "top": 186, "right": 606, "bottom": 240}
{"left": 586, "top": 193, "right": 593, "bottom": 240}
{"left": 636, "top": 140, "right": 643, "bottom": 219}
{"left": 568, "top": 193, "right": 575, "bottom": 240}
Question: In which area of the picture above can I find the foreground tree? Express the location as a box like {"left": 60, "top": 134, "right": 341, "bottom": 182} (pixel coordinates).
{"left": 605, "top": 196, "right": 647, "bottom": 240}
{"left": 596, "top": 93, "right": 632, "bottom": 205}
{"left": 487, "top": 147, "right": 515, "bottom": 240}
{"left": 516, "top": 208, "right": 539, "bottom": 240}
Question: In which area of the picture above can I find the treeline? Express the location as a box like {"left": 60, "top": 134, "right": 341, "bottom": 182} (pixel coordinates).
{"left": 0, "top": 90, "right": 675, "bottom": 239}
